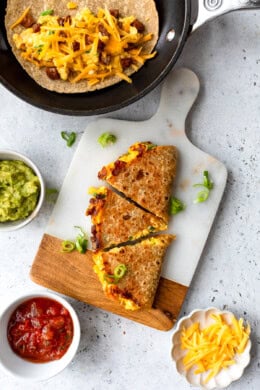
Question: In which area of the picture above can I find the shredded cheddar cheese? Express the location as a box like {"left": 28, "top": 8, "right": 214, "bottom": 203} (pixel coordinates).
{"left": 67, "top": 2, "right": 78, "bottom": 10}
{"left": 10, "top": 6, "right": 31, "bottom": 30}
{"left": 180, "top": 313, "right": 251, "bottom": 384}
{"left": 11, "top": 7, "right": 156, "bottom": 86}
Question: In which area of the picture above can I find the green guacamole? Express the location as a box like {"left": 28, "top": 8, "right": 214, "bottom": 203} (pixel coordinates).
{"left": 0, "top": 160, "right": 40, "bottom": 222}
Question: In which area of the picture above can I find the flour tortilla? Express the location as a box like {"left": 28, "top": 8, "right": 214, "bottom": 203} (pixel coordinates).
{"left": 98, "top": 145, "right": 178, "bottom": 223}
{"left": 93, "top": 234, "right": 175, "bottom": 310}
{"left": 5, "top": 0, "right": 158, "bottom": 93}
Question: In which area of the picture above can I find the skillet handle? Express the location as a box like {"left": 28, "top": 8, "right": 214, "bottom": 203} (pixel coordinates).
{"left": 191, "top": 0, "right": 260, "bottom": 32}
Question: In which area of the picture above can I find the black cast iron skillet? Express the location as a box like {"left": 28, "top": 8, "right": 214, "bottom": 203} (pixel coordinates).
{"left": 0, "top": 0, "right": 259, "bottom": 116}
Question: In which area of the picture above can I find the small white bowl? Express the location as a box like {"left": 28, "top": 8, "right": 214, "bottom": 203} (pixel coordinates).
{"left": 0, "top": 149, "right": 45, "bottom": 232}
{"left": 0, "top": 290, "right": 81, "bottom": 382}
{"left": 171, "top": 307, "right": 251, "bottom": 389}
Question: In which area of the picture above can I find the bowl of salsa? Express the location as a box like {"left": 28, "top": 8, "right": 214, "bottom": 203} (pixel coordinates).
{"left": 0, "top": 290, "right": 81, "bottom": 381}
{"left": 0, "top": 149, "right": 45, "bottom": 232}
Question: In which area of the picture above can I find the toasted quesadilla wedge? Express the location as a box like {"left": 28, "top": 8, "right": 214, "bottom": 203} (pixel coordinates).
{"left": 93, "top": 234, "right": 175, "bottom": 310}
{"left": 5, "top": 0, "right": 158, "bottom": 93}
{"left": 98, "top": 142, "right": 178, "bottom": 223}
{"left": 86, "top": 186, "right": 167, "bottom": 250}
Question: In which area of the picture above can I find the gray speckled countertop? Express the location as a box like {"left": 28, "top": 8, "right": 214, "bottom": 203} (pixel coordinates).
{"left": 0, "top": 9, "right": 260, "bottom": 390}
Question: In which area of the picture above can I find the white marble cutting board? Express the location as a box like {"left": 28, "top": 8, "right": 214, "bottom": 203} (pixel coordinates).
{"left": 46, "top": 68, "right": 227, "bottom": 289}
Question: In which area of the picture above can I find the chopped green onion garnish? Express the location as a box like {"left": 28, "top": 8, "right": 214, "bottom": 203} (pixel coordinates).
{"left": 148, "top": 226, "right": 156, "bottom": 233}
{"left": 75, "top": 236, "right": 88, "bottom": 253}
{"left": 62, "top": 226, "right": 88, "bottom": 254}
{"left": 193, "top": 171, "right": 214, "bottom": 203}
{"left": 41, "top": 9, "right": 54, "bottom": 16}
{"left": 169, "top": 196, "right": 185, "bottom": 215}
{"left": 146, "top": 143, "right": 157, "bottom": 150}
{"left": 61, "top": 131, "right": 76, "bottom": 147}
{"left": 114, "top": 264, "right": 127, "bottom": 279}
{"left": 193, "top": 189, "right": 210, "bottom": 204}
{"left": 74, "top": 226, "right": 86, "bottom": 237}
{"left": 74, "top": 226, "right": 88, "bottom": 254}
{"left": 61, "top": 240, "right": 75, "bottom": 252}
{"left": 98, "top": 132, "right": 117, "bottom": 147}
{"left": 203, "top": 171, "right": 214, "bottom": 190}
{"left": 104, "top": 264, "right": 127, "bottom": 284}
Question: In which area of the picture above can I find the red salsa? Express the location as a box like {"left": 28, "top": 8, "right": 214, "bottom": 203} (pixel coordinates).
{"left": 7, "top": 297, "right": 73, "bottom": 363}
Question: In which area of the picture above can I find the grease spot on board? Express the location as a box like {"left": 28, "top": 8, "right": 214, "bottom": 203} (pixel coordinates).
{"left": 192, "top": 163, "right": 206, "bottom": 175}
{"left": 179, "top": 178, "right": 191, "bottom": 191}
{"left": 48, "top": 218, "right": 55, "bottom": 226}
{"left": 207, "top": 155, "right": 217, "bottom": 164}
{"left": 167, "top": 120, "right": 184, "bottom": 137}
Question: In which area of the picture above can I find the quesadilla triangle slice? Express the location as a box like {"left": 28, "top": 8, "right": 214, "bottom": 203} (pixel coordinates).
{"left": 98, "top": 142, "right": 178, "bottom": 223}
{"left": 93, "top": 234, "right": 175, "bottom": 311}
{"left": 86, "top": 186, "right": 167, "bottom": 250}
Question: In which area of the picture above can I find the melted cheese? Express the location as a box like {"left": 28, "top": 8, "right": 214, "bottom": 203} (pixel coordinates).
{"left": 67, "top": 2, "right": 78, "bottom": 9}
{"left": 102, "top": 142, "right": 155, "bottom": 179}
{"left": 181, "top": 313, "right": 251, "bottom": 384}
{"left": 11, "top": 7, "right": 156, "bottom": 86}
{"left": 88, "top": 186, "right": 107, "bottom": 196}
{"left": 11, "top": 6, "right": 31, "bottom": 30}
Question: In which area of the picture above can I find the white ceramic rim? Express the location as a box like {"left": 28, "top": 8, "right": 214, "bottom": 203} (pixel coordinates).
{"left": 0, "top": 290, "right": 81, "bottom": 382}
{"left": 171, "top": 307, "right": 252, "bottom": 389}
{"left": 0, "top": 149, "right": 45, "bottom": 232}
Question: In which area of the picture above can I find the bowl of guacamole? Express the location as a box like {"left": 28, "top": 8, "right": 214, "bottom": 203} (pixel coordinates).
{"left": 0, "top": 150, "right": 45, "bottom": 231}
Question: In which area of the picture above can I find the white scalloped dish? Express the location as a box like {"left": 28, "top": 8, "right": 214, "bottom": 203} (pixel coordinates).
{"left": 171, "top": 308, "right": 251, "bottom": 389}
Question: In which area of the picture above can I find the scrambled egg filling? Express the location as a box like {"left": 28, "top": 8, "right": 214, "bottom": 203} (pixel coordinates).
{"left": 12, "top": 7, "right": 156, "bottom": 86}
{"left": 102, "top": 142, "right": 157, "bottom": 179}
{"left": 93, "top": 253, "right": 140, "bottom": 311}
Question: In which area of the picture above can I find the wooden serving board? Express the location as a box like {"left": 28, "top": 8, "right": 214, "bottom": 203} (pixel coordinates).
{"left": 31, "top": 68, "right": 227, "bottom": 331}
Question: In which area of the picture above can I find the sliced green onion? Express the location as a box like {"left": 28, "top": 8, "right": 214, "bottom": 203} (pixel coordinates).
{"left": 74, "top": 226, "right": 88, "bottom": 253}
{"left": 41, "top": 9, "right": 54, "bottom": 16}
{"left": 193, "top": 171, "right": 214, "bottom": 203}
{"left": 203, "top": 171, "right": 214, "bottom": 190}
{"left": 75, "top": 236, "right": 88, "bottom": 253}
{"left": 61, "top": 240, "right": 75, "bottom": 252}
{"left": 98, "top": 132, "right": 117, "bottom": 148}
{"left": 61, "top": 227, "right": 88, "bottom": 254}
{"left": 104, "top": 264, "right": 127, "bottom": 284}
{"left": 61, "top": 131, "right": 76, "bottom": 147}
{"left": 148, "top": 226, "right": 156, "bottom": 233}
{"left": 74, "top": 226, "right": 86, "bottom": 237}
{"left": 193, "top": 189, "right": 210, "bottom": 204}
{"left": 169, "top": 196, "right": 185, "bottom": 215}
{"left": 114, "top": 264, "right": 127, "bottom": 279}
{"left": 146, "top": 143, "right": 157, "bottom": 150}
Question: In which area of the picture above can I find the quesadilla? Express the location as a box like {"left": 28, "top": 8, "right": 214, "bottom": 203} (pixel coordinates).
{"left": 5, "top": 0, "right": 158, "bottom": 93}
{"left": 98, "top": 142, "right": 178, "bottom": 223}
{"left": 93, "top": 234, "right": 175, "bottom": 310}
{"left": 86, "top": 186, "right": 167, "bottom": 250}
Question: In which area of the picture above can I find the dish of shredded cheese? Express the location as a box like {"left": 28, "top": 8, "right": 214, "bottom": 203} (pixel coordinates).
{"left": 180, "top": 313, "right": 250, "bottom": 384}
{"left": 11, "top": 6, "right": 156, "bottom": 87}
